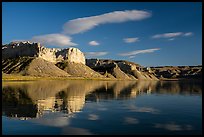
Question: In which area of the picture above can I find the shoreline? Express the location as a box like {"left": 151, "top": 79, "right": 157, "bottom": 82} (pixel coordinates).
{"left": 2, "top": 74, "right": 201, "bottom": 82}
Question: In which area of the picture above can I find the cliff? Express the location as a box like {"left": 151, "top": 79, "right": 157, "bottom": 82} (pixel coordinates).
{"left": 2, "top": 41, "right": 85, "bottom": 64}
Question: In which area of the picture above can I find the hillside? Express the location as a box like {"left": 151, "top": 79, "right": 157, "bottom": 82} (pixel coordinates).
{"left": 55, "top": 61, "right": 105, "bottom": 78}
{"left": 2, "top": 57, "right": 70, "bottom": 77}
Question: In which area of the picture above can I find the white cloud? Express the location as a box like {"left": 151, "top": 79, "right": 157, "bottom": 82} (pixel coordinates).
{"left": 168, "top": 38, "right": 175, "bottom": 41}
{"left": 183, "top": 32, "right": 193, "bottom": 36}
{"left": 129, "top": 56, "right": 136, "bottom": 59}
{"left": 31, "top": 33, "right": 77, "bottom": 47}
{"left": 123, "top": 37, "right": 139, "bottom": 43}
{"left": 152, "top": 32, "right": 183, "bottom": 39}
{"left": 152, "top": 32, "right": 194, "bottom": 39}
{"left": 85, "top": 52, "right": 108, "bottom": 57}
{"left": 11, "top": 39, "right": 27, "bottom": 42}
{"left": 89, "top": 41, "right": 100, "bottom": 46}
{"left": 63, "top": 10, "right": 151, "bottom": 35}
{"left": 118, "top": 48, "right": 160, "bottom": 56}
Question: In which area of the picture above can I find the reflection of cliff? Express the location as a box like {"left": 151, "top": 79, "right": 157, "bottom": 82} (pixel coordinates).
{"left": 2, "top": 80, "right": 106, "bottom": 118}
{"left": 155, "top": 81, "right": 202, "bottom": 94}
{"left": 60, "top": 80, "right": 106, "bottom": 113}
{"left": 86, "top": 81, "right": 159, "bottom": 100}
{"left": 2, "top": 85, "right": 38, "bottom": 118}
{"left": 2, "top": 80, "right": 202, "bottom": 119}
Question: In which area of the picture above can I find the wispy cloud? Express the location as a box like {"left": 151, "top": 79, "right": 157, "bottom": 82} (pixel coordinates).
{"left": 89, "top": 41, "right": 100, "bottom": 46}
{"left": 152, "top": 32, "right": 193, "bottom": 40}
{"left": 31, "top": 33, "right": 77, "bottom": 46}
{"left": 123, "top": 37, "right": 139, "bottom": 43}
{"left": 152, "top": 32, "right": 183, "bottom": 39}
{"left": 62, "top": 10, "right": 152, "bottom": 35}
{"left": 168, "top": 38, "right": 175, "bottom": 41}
{"left": 25, "top": 10, "right": 151, "bottom": 47}
{"left": 85, "top": 52, "right": 108, "bottom": 57}
{"left": 118, "top": 48, "right": 160, "bottom": 57}
{"left": 129, "top": 56, "right": 136, "bottom": 59}
{"left": 183, "top": 32, "right": 193, "bottom": 36}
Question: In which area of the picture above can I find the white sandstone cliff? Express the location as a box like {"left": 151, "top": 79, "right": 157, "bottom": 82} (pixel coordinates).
{"left": 2, "top": 41, "right": 85, "bottom": 64}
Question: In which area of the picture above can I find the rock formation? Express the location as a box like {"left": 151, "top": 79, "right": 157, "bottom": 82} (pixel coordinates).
{"left": 2, "top": 41, "right": 85, "bottom": 64}
{"left": 86, "top": 59, "right": 158, "bottom": 80}
{"left": 150, "top": 66, "right": 202, "bottom": 79}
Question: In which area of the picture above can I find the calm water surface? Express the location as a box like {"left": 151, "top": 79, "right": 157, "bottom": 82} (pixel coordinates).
{"left": 2, "top": 80, "right": 202, "bottom": 135}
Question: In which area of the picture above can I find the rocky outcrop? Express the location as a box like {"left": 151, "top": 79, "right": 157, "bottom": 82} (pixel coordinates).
{"left": 150, "top": 66, "right": 202, "bottom": 80}
{"left": 86, "top": 59, "right": 158, "bottom": 80}
{"left": 2, "top": 41, "right": 85, "bottom": 64}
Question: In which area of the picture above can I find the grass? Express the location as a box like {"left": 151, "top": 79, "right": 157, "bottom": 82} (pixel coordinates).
{"left": 2, "top": 73, "right": 133, "bottom": 81}
{"left": 4, "top": 73, "right": 197, "bottom": 82}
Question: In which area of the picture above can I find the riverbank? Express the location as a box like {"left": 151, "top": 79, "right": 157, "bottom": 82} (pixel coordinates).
{"left": 2, "top": 73, "right": 201, "bottom": 82}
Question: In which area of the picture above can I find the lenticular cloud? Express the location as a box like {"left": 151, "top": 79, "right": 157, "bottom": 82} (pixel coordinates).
{"left": 63, "top": 10, "right": 151, "bottom": 35}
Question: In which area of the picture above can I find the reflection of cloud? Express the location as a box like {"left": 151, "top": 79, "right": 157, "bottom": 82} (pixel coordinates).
{"left": 88, "top": 114, "right": 99, "bottom": 120}
{"left": 128, "top": 105, "right": 160, "bottom": 114}
{"left": 30, "top": 112, "right": 70, "bottom": 127}
{"left": 124, "top": 117, "right": 139, "bottom": 124}
{"left": 154, "top": 122, "right": 193, "bottom": 131}
{"left": 61, "top": 127, "right": 94, "bottom": 135}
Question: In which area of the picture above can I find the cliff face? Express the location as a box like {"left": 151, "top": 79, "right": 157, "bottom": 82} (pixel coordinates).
{"left": 2, "top": 41, "right": 85, "bottom": 64}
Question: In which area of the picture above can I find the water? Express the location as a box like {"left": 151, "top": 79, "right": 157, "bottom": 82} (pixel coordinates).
{"left": 2, "top": 80, "right": 202, "bottom": 135}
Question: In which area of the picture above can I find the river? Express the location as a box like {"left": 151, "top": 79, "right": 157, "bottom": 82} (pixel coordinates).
{"left": 2, "top": 80, "right": 202, "bottom": 135}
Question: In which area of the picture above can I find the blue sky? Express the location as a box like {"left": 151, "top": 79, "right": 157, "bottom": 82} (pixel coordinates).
{"left": 2, "top": 2, "right": 202, "bottom": 66}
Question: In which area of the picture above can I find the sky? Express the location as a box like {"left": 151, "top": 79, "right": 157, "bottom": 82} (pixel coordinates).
{"left": 2, "top": 2, "right": 202, "bottom": 67}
